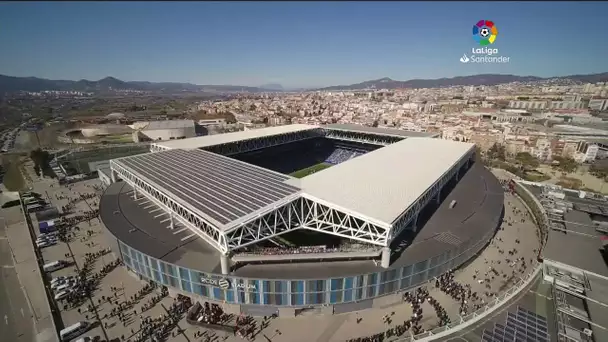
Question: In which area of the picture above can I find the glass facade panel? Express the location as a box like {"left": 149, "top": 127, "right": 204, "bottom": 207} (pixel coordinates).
{"left": 411, "top": 271, "right": 426, "bottom": 286}
{"left": 179, "top": 267, "right": 190, "bottom": 281}
{"left": 117, "top": 221, "right": 489, "bottom": 308}
{"left": 343, "top": 287, "right": 353, "bottom": 302}
{"left": 168, "top": 276, "right": 179, "bottom": 288}
{"left": 306, "top": 292, "right": 324, "bottom": 305}
{"left": 214, "top": 287, "right": 224, "bottom": 301}
{"left": 291, "top": 293, "right": 304, "bottom": 305}
{"left": 427, "top": 265, "right": 440, "bottom": 279}
{"left": 366, "top": 284, "right": 376, "bottom": 298}
{"left": 181, "top": 280, "right": 192, "bottom": 293}
{"left": 143, "top": 264, "right": 151, "bottom": 279}
{"left": 413, "top": 260, "right": 428, "bottom": 274}
{"left": 330, "top": 290, "right": 343, "bottom": 304}
{"left": 384, "top": 280, "right": 397, "bottom": 294}
{"left": 330, "top": 279, "right": 343, "bottom": 291}
{"left": 402, "top": 265, "right": 413, "bottom": 277}
{"left": 355, "top": 287, "right": 364, "bottom": 301}
{"left": 367, "top": 273, "right": 378, "bottom": 287}
{"left": 152, "top": 269, "right": 161, "bottom": 283}
{"left": 226, "top": 290, "right": 234, "bottom": 303}
{"left": 250, "top": 288, "right": 260, "bottom": 304}
{"left": 429, "top": 255, "right": 440, "bottom": 268}
{"left": 291, "top": 281, "right": 304, "bottom": 293}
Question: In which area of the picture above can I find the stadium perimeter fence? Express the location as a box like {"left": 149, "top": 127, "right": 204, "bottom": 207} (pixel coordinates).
{"left": 385, "top": 177, "right": 549, "bottom": 342}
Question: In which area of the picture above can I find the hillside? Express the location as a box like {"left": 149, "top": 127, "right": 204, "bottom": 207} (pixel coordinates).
{"left": 317, "top": 73, "right": 608, "bottom": 91}
{"left": 0, "top": 75, "right": 268, "bottom": 94}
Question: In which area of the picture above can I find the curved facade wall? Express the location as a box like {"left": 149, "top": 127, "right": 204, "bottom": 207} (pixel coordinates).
{"left": 107, "top": 225, "right": 496, "bottom": 312}
{"left": 81, "top": 124, "right": 133, "bottom": 137}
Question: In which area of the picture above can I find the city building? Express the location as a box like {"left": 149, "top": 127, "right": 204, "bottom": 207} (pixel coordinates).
{"left": 588, "top": 99, "right": 608, "bottom": 111}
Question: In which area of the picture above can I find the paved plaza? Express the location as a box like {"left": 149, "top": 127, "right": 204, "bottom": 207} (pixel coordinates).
{"left": 0, "top": 207, "right": 36, "bottom": 342}
{"left": 6, "top": 165, "right": 543, "bottom": 342}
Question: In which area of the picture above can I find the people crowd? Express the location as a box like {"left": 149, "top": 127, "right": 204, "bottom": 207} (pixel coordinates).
{"left": 239, "top": 243, "right": 376, "bottom": 256}
{"left": 190, "top": 301, "right": 230, "bottom": 326}
{"left": 129, "top": 294, "right": 190, "bottom": 342}
{"left": 435, "top": 271, "right": 478, "bottom": 316}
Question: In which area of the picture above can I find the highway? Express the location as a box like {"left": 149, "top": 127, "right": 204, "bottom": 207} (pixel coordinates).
{"left": 0, "top": 223, "right": 35, "bottom": 342}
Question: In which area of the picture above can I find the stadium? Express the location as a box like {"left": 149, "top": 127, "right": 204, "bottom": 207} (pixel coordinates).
{"left": 99, "top": 123, "right": 504, "bottom": 317}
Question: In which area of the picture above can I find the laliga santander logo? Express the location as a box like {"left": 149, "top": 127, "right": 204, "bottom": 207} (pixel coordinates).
{"left": 460, "top": 20, "right": 509, "bottom": 64}
{"left": 472, "top": 20, "right": 498, "bottom": 46}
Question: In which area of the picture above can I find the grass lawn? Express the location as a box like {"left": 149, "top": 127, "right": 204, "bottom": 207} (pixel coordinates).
{"left": 289, "top": 162, "right": 333, "bottom": 179}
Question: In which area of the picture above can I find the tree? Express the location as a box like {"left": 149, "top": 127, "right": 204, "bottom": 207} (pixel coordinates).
{"left": 29, "top": 149, "right": 54, "bottom": 178}
{"left": 589, "top": 163, "right": 608, "bottom": 181}
{"left": 515, "top": 152, "right": 539, "bottom": 169}
{"left": 553, "top": 156, "right": 578, "bottom": 173}
{"left": 487, "top": 143, "right": 506, "bottom": 161}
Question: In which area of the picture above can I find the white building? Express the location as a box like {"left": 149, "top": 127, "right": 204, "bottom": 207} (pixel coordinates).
{"left": 132, "top": 120, "right": 196, "bottom": 142}
{"left": 574, "top": 141, "right": 600, "bottom": 163}
{"left": 588, "top": 99, "right": 608, "bottom": 111}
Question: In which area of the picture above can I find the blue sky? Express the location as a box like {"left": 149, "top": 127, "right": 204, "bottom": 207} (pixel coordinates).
{"left": 1, "top": 2, "right": 607, "bottom": 88}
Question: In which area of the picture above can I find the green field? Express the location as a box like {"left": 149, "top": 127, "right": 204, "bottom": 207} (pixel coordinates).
{"left": 289, "top": 163, "right": 333, "bottom": 179}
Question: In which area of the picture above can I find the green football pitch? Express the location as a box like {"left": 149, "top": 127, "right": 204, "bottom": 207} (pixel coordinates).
{"left": 289, "top": 163, "right": 333, "bottom": 179}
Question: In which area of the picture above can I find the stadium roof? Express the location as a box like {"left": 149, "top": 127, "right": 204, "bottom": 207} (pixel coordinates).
{"left": 324, "top": 123, "right": 439, "bottom": 138}
{"left": 112, "top": 149, "right": 301, "bottom": 228}
{"left": 153, "top": 124, "right": 318, "bottom": 150}
{"left": 286, "top": 138, "right": 475, "bottom": 224}
{"left": 101, "top": 163, "right": 503, "bottom": 278}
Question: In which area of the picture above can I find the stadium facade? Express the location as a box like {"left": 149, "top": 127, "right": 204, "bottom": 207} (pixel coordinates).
{"left": 99, "top": 124, "right": 504, "bottom": 316}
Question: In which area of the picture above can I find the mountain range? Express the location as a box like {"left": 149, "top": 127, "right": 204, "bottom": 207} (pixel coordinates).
{"left": 1, "top": 72, "right": 607, "bottom": 94}
{"left": 0, "top": 75, "right": 269, "bottom": 94}
{"left": 316, "top": 73, "right": 608, "bottom": 91}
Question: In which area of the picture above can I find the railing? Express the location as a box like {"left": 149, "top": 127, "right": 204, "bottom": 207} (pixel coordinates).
{"left": 374, "top": 176, "right": 549, "bottom": 342}
{"left": 389, "top": 264, "right": 542, "bottom": 342}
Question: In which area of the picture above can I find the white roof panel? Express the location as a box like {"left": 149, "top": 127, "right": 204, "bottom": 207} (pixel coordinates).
{"left": 153, "top": 124, "right": 318, "bottom": 150}
{"left": 288, "top": 138, "right": 474, "bottom": 224}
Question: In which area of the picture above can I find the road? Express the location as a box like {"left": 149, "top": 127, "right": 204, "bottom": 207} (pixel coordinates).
{"left": 0, "top": 222, "right": 35, "bottom": 342}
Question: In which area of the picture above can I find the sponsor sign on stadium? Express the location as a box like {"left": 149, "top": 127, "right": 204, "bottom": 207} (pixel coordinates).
{"left": 200, "top": 276, "right": 256, "bottom": 290}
